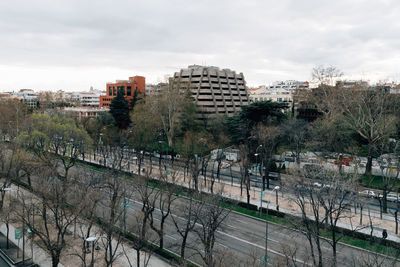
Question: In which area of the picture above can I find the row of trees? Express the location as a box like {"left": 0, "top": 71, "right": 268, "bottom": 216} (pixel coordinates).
{"left": 0, "top": 114, "right": 233, "bottom": 266}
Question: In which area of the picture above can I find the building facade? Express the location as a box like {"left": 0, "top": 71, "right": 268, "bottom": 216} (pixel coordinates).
{"left": 100, "top": 76, "right": 145, "bottom": 108}
{"left": 68, "top": 88, "right": 104, "bottom": 107}
{"left": 249, "top": 81, "right": 309, "bottom": 114}
{"left": 62, "top": 107, "right": 109, "bottom": 120}
{"left": 17, "top": 89, "right": 39, "bottom": 108}
{"left": 171, "top": 65, "right": 250, "bottom": 118}
{"left": 249, "top": 80, "right": 309, "bottom": 103}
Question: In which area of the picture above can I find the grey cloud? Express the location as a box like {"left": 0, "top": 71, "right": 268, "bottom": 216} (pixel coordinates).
{"left": 0, "top": 0, "right": 400, "bottom": 90}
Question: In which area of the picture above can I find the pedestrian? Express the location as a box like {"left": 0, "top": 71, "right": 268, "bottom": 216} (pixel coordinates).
{"left": 382, "top": 229, "right": 388, "bottom": 239}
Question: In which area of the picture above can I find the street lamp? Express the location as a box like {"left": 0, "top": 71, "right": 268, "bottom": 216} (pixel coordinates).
{"left": 254, "top": 153, "right": 259, "bottom": 176}
{"left": 158, "top": 140, "right": 164, "bottom": 167}
{"left": 261, "top": 194, "right": 269, "bottom": 267}
{"left": 273, "top": 186, "right": 280, "bottom": 211}
{"left": 1, "top": 188, "right": 12, "bottom": 250}
{"left": 85, "top": 236, "right": 98, "bottom": 267}
{"left": 256, "top": 145, "right": 268, "bottom": 190}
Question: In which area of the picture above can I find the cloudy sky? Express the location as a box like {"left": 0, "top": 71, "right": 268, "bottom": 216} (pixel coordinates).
{"left": 0, "top": 0, "right": 399, "bottom": 91}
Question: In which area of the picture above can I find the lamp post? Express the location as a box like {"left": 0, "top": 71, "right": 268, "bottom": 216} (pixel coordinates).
{"left": 273, "top": 186, "right": 280, "bottom": 211}
{"left": 256, "top": 145, "right": 267, "bottom": 190}
{"left": 158, "top": 140, "right": 164, "bottom": 167}
{"left": 254, "top": 153, "right": 259, "bottom": 176}
{"left": 1, "top": 188, "right": 12, "bottom": 250}
{"left": 85, "top": 236, "right": 98, "bottom": 267}
{"left": 260, "top": 193, "right": 270, "bottom": 267}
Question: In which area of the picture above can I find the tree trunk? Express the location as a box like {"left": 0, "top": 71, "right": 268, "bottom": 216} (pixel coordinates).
{"left": 365, "top": 142, "right": 373, "bottom": 175}
{"left": 51, "top": 255, "right": 60, "bottom": 267}
{"left": 137, "top": 249, "right": 140, "bottom": 267}
{"left": 6, "top": 223, "right": 9, "bottom": 249}
{"left": 383, "top": 189, "right": 388, "bottom": 213}
{"left": 246, "top": 176, "right": 251, "bottom": 205}
{"left": 180, "top": 233, "right": 188, "bottom": 259}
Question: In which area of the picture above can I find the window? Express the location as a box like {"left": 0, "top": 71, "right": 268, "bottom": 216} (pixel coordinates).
{"left": 108, "top": 87, "right": 112, "bottom": 96}
{"left": 127, "top": 86, "right": 132, "bottom": 96}
{"left": 113, "top": 87, "right": 116, "bottom": 96}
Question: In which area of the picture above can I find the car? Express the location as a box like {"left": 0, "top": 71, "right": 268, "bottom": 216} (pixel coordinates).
{"left": 268, "top": 172, "right": 280, "bottom": 181}
{"left": 313, "top": 182, "right": 323, "bottom": 188}
{"left": 358, "top": 190, "right": 376, "bottom": 198}
{"left": 221, "top": 162, "right": 231, "bottom": 169}
{"left": 378, "top": 193, "right": 399, "bottom": 202}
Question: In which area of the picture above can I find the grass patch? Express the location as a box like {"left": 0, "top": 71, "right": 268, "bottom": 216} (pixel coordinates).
{"left": 76, "top": 160, "right": 104, "bottom": 172}
{"left": 359, "top": 174, "right": 400, "bottom": 190}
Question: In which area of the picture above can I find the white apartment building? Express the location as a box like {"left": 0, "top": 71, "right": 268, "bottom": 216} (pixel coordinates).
{"left": 16, "top": 89, "right": 39, "bottom": 108}
{"left": 67, "top": 88, "right": 104, "bottom": 107}
{"left": 249, "top": 80, "right": 309, "bottom": 103}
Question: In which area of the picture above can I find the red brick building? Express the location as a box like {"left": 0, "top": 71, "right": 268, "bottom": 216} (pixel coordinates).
{"left": 100, "top": 76, "right": 145, "bottom": 107}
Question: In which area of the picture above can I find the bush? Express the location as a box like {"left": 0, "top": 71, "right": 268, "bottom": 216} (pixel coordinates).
{"left": 238, "top": 202, "right": 258, "bottom": 211}
{"left": 259, "top": 207, "right": 285, "bottom": 217}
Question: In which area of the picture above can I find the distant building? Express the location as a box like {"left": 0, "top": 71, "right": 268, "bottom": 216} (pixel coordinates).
{"left": 250, "top": 81, "right": 309, "bottom": 113}
{"left": 145, "top": 83, "right": 166, "bottom": 95}
{"left": 171, "top": 65, "right": 250, "bottom": 119}
{"left": 391, "top": 84, "right": 400, "bottom": 94}
{"left": 67, "top": 88, "right": 104, "bottom": 107}
{"left": 17, "top": 89, "right": 39, "bottom": 108}
{"left": 62, "top": 107, "right": 109, "bottom": 120}
{"left": 100, "top": 76, "right": 145, "bottom": 108}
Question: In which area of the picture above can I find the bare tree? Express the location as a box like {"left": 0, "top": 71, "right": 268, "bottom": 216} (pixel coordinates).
{"left": 290, "top": 175, "right": 324, "bottom": 267}
{"left": 238, "top": 144, "right": 251, "bottom": 204}
{"left": 148, "top": 173, "right": 176, "bottom": 250}
{"left": 15, "top": 167, "right": 95, "bottom": 267}
{"left": 253, "top": 124, "right": 281, "bottom": 190}
{"left": 311, "top": 65, "right": 343, "bottom": 86}
{"left": 317, "top": 172, "right": 357, "bottom": 266}
{"left": 100, "top": 172, "right": 131, "bottom": 267}
{"left": 194, "top": 196, "right": 230, "bottom": 267}
{"left": 308, "top": 85, "right": 398, "bottom": 175}
{"left": 171, "top": 194, "right": 203, "bottom": 259}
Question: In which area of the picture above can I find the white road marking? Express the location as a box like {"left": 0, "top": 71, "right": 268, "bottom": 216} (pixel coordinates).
{"left": 128, "top": 198, "right": 310, "bottom": 265}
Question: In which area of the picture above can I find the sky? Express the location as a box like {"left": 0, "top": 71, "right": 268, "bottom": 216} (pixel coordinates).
{"left": 0, "top": 0, "right": 400, "bottom": 91}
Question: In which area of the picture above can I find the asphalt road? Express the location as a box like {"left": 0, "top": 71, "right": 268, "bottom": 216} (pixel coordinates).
{"left": 118, "top": 191, "right": 398, "bottom": 266}
{"left": 91, "top": 174, "right": 399, "bottom": 267}
{"left": 22, "top": 149, "right": 400, "bottom": 266}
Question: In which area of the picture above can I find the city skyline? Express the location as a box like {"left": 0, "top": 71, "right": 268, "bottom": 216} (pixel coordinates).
{"left": 1, "top": 0, "right": 400, "bottom": 91}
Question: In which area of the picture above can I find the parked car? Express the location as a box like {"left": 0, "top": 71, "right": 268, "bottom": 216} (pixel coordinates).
{"left": 378, "top": 193, "right": 399, "bottom": 202}
{"left": 268, "top": 172, "right": 280, "bottom": 181}
{"left": 359, "top": 190, "right": 376, "bottom": 198}
{"left": 221, "top": 162, "right": 231, "bottom": 169}
{"left": 313, "top": 182, "right": 323, "bottom": 188}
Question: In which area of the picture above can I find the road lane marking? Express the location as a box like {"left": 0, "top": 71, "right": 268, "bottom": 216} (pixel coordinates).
{"left": 215, "top": 230, "right": 310, "bottom": 266}
{"left": 166, "top": 234, "right": 178, "bottom": 241}
{"left": 129, "top": 197, "right": 309, "bottom": 265}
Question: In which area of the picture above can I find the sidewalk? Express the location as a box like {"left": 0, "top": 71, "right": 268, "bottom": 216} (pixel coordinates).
{"left": 0, "top": 221, "right": 52, "bottom": 267}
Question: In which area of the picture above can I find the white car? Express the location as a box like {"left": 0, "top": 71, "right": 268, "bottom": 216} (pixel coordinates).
{"left": 313, "top": 182, "right": 323, "bottom": 188}
{"left": 359, "top": 190, "right": 376, "bottom": 198}
{"left": 221, "top": 162, "right": 231, "bottom": 169}
{"left": 378, "top": 193, "right": 399, "bottom": 202}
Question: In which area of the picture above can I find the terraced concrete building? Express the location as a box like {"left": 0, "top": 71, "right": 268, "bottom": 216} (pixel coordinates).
{"left": 172, "top": 65, "right": 250, "bottom": 118}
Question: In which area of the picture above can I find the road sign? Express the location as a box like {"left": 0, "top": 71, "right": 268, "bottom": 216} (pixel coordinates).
{"left": 15, "top": 228, "right": 23, "bottom": 240}
{"left": 259, "top": 191, "right": 265, "bottom": 199}
{"left": 119, "top": 200, "right": 131, "bottom": 210}
{"left": 260, "top": 255, "right": 270, "bottom": 264}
